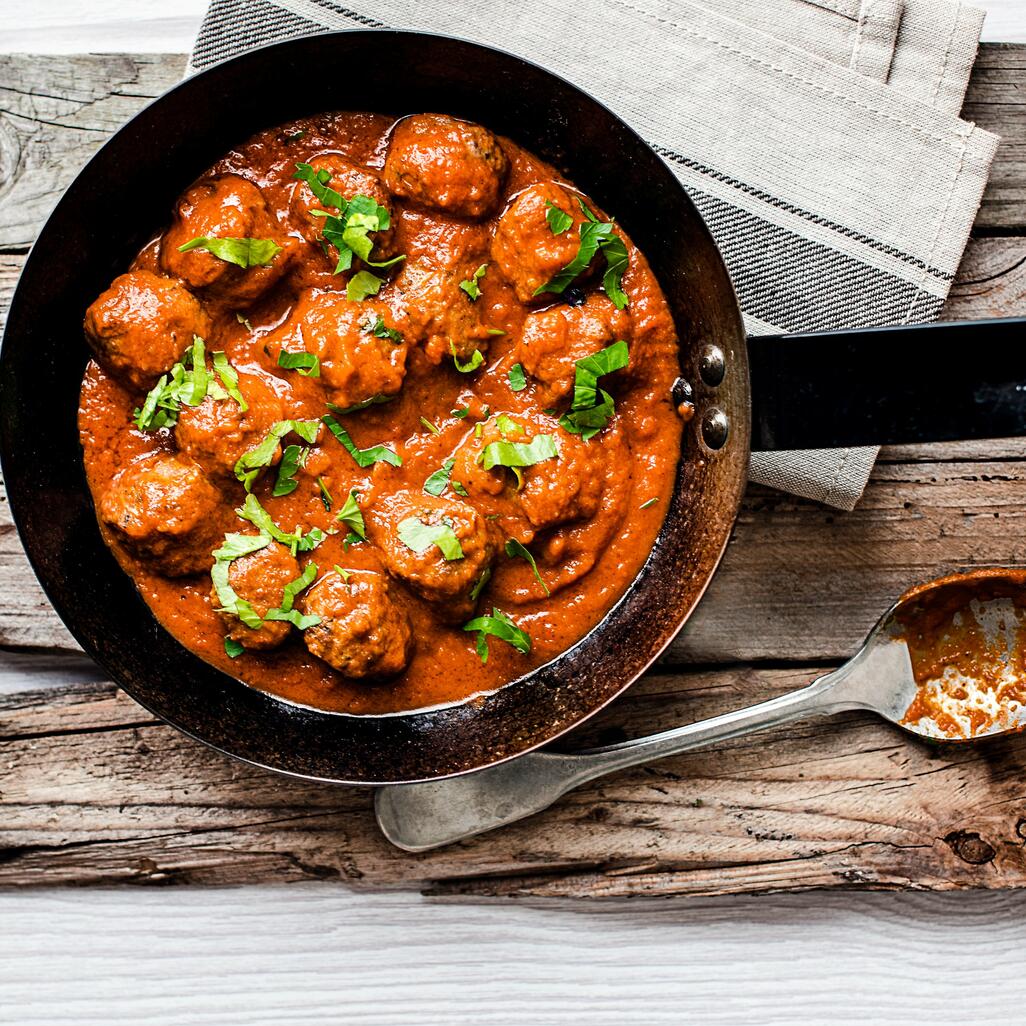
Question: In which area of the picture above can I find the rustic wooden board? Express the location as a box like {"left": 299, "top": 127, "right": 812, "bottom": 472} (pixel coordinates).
{"left": 2, "top": 49, "right": 1026, "bottom": 895}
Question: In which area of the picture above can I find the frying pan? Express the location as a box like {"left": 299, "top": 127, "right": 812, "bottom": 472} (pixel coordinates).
{"left": 2, "top": 31, "right": 1025, "bottom": 785}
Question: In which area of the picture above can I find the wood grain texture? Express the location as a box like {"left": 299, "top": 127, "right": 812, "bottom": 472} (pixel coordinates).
{"left": 2, "top": 49, "right": 1026, "bottom": 895}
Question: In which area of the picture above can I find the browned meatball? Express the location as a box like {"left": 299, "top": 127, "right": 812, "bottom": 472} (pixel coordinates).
{"left": 83, "top": 271, "right": 212, "bottom": 391}
{"left": 302, "top": 569, "right": 414, "bottom": 678}
{"left": 383, "top": 114, "right": 508, "bottom": 219}
{"left": 369, "top": 490, "right": 498, "bottom": 622}
{"left": 518, "top": 428, "right": 606, "bottom": 531}
{"left": 176, "top": 371, "right": 285, "bottom": 480}
{"left": 264, "top": 289, "right": 408, "bottom": 409}
{"left": 491, "top": 182, "right": 593, "bottom": 303}
{"left": 99, "top": 454, "right": 223, "bottom": 576}
{"left": 161, "top": 175, "right": 293, "bottom": 306}
{"left": 213, "top": 540, "right": 300, "bottom": 651}
{"left": 289, "top": 153, "right": 398, "bottom": 259}
{"left": 515, "top": 293, "right": 631, "bottom": 405}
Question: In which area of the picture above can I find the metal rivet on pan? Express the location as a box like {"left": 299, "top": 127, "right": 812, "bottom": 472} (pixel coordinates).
{"left": 671, "top": 376, "right": 694, "bottom": 404}
{"left": 701, "top": 407, "right": 729, "bottom": 450}
{"left": 699, "top": 345, "right": 726, "bottom": 387}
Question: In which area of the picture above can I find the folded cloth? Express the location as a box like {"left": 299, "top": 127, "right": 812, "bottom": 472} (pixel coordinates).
{"left": 189, "top": 0, "right": 998, "bottom": 510}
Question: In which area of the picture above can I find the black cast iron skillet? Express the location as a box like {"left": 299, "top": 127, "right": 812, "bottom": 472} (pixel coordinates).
{"left": 2, "top": 31, "right": 1025, "bottom": 785}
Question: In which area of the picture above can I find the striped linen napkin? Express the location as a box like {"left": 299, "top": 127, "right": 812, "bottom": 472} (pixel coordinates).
{"left": 189, "top": 0, "right": 998, "bottom": 509}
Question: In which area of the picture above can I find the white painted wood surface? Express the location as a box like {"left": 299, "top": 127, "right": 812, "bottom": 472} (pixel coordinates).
{"left": 3, "top": 3, "right": 1026, "bottom": 1023}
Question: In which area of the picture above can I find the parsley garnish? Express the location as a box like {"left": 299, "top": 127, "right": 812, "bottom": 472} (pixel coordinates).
{"left": 178, "top": 236, "right": 282, "bottom": 268}
{"left": 322, "top": 414, "right": 402, "bottom": 467}
{"left": 450, "top": 341, "right": 484, "bottom": 374}
{"left": 545, "top": 201, "right": 573, "bottom": 235}
{"left": 398, "top": 517, "right": 464, "bottom": 561}
{"left": 234, "top": 419, "right": 320, "bottom": 490}
{"left": 277, "top": 350, "right": 320, "bottom": 377}
{"left": 336, "top": 490, "right": 366, "bottom": 540}
{"left": 463, "top": 607, "right": 531, "bottom": 663}
{"left": 508, "top": 363, "right": 527, "bottom": 393}
{"left": 505, "top": 538, "right": 550, "bottom": 596}
{"left": 424, "top": 458, "right": 455, "bottom": 497}
{"left": 459, "top": 263, "right": 487, "bottom": 301}
{"left": 558, "top": 341, "right": 629, "bottom": 440}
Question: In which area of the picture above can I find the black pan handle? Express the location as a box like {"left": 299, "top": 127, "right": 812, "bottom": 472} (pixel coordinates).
{"left": 748, "top": 317, "right": 1026, "bottom": 451}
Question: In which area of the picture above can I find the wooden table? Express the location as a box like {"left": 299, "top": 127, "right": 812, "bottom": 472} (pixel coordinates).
{"left": 3, "top": 46, "right": 1026, "bottom": 900}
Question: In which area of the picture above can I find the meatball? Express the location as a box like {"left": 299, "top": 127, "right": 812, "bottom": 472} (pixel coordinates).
{"left": 383, "top": 114, "right": 508, "bottom": 219}
{"left": 370, "top": 490, "right": 498, "bottom": 621}
{"left": 161, "top": 174, "right": 292, "bottom": 306}
{"left": 83, "top": 271, "right": 212, "bottom": 391}
{"left": 289, "top": 153, "right": 398, "bottom": 259}
{"left": 213, "top": 540, "right": 300, "bottom": 651}
{"left": 302, "top": 569, "right": 414, "bottom": 678}
{"left": 175, "top": 371, "right": 285, "bottom": 480}
{"left": 99, "top": 454, "right": 223, "bottom": 576}
{"left": 519, "top": 428, "right": 606, "bottom": 531}
{"left": 491, "top": 182, "right": 594, "bottom": 303}
{"left": 515, "top": 293, "right": 631, "bottom": 405}
{"left": 264, "top": 289, "right": 408, "bottom": 409}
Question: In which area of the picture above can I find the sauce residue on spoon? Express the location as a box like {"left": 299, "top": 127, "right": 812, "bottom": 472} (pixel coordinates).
{"left": 896, "top": 569, "right": 1026, "bottom": 740}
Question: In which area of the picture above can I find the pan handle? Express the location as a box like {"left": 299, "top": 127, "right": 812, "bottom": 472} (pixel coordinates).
{"left": 747, "top": 316, "right": 1026, "bottom": 451}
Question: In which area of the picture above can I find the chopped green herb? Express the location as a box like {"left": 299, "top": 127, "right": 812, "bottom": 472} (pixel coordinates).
{"left": 327, "top": 395, "right": 394, "bottom": 416}
{"left": 452, "top": 480, "right": 469, "bottom": 497}
{"left": 264, "top": 561, "right": 320, "bottom": 629}
{"left": 317, "top": 477, "right": 333, "bottom": 512}
{"left": 362, "top": 314, "right": 404, "bottom": 345}
{"left": 600, "top": 234, "right": 629, "bottom": 310}
{"left": 469, "top": 567, "right": 492, "bottom": 602}
{"left": 236, "top": 312, "right": 253, "bottom": 331}
{"left": 211, "top": 351, "right": 248, "bottom": 411}
{"left": 424, "top": 458, "right": 455, "bottom": 497}
{"left": 459, "top": 263, "right": 487, "bottom": 301}
{"left": 452, "top": 406, "right": 471, "bottom": 419}
{"left": 508, "top": 363, "right": 527, "bottom": 392}
{"left": 342, "top": 532, "right": 363, "bottom": 551}
{"left": 347, "top": 270, "right": 384, "bottom": 301}
{"left": 272, "top": 443, "right": 307, "bottom": 497}
{"left": 463, "top": 607, "right": 531, "bottom": 663}
{"left": 486, "top": 328, "right": 506, "bottom": 336}
{"left": 210, "top": 532, "right": 272, "bottom": 629}
{"left": 640, "top": 497, "right": 658, "bottom": 510}
{"left": 558, "top": 340, "right": 629, "bottom": 441}
{"left": 494, "top": 414, "right": 523, "bottom": 437}
{"left": 322, "top": 414, "right": 402, "bottom": 468}
{"left": 545, "top": 200, "right": 574, "bottom": 235}
{"left": 420, "top": 416, "right": 440, "bottom": 436}
{"left": 286, "top": 129, "right": 306, "bottom": 142}
{"left": 224, "top": 636, "right": 245, "bottom": 658}
{"left": 505, "top": 538, "right": 550, "bottom": 596}
{"left": 234, "top": 419, "right": 320, "bottom": 490}
{"left": 450, "top": 341, "right": 484, "bottom": 374}
{"left": 178, "top": 236, "right": 282, "bottom": 268}
{"left": 276, "top": 350, "right": 320, "bottom": 377}
{"left": 134, "top": 336, "right": 236, "bottom": 431}
{"left": 479, "top": 434, "right": 559, "bottom": 471}
{"left": 336, "top": 490, "right": 366, "bottom": 540}
{"left": 333, "top": 564, "right": 352, "bottom": 583}
{"left": 397, "top": 517, "right": 464, "bottom": 561}
{"left": 235, "top": 494, "right": 324, "bottom": 555}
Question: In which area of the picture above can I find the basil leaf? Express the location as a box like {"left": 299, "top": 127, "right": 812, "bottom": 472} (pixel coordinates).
{"left": 277, "top": 350, "right": 320, "bottom": 377}
{"left": 334, "top": 564, "right": 352, "bottom": 583}
{"left": 600, "top": 234, "right": 629, "bottom": 310}
{"left": 267, "top": 561, "right": 318, "bottom": 615}
{"left": 577, "top": 197, "right": 600, "bottom": 223}
{"left": 424, "top": 458, "right": 455, "bottom": 497}
{"left": 533, "top": 219, "right": 611, "bottom": 297}
{"left": 235, "top": 494, "right": 324, "bottom": 554}
{"left": 134, "top": 336, "right": 234, "bottom": 431}
{"left": 272, "top": 444, "right": 306, "bottom": 497}
{"left": 486, "top": 328, "right": 506, "bottom": 336}
{"left": 559, "top": 389, "right": 614, "bottom": 441}
{"left": 459, "top": 263, "right": 487, "bottom": 301}
{"left": 451, "top": 406, "right": 471, "bottom": 419}
{"left": 508, "top": 363, "right": 527, "bottom": 392}
{"left": 398, "top": 517, "right": 464, "bottom": 561}
{"left": 452, "top": 480, "right": 469, "bottom": 497}
{"left": 293, "top": 162, "right": 346, "bottom": 209}
{"left": 363, "top": 315, "right": 404, "bottom": 345}
{"left": 322, "top": 414, "right": 402, "bottom": 468}
{"left": 347, "top": 270, "right": 384, "bottom": 301}
{"left": 463, "top": 607, "right": 531, "bottom": 664}
{"left": 224, "top": 637, "right": 245, "bottom": 658}
{"left": 177, "top": 236, "right": 282, "bottom": 268}
{"left": 211, "top": 532, "right": 272, "bottom": 629}
{"left": 342, "top": 532, "right": 363, "bottom": 551}
{"left": 264, "top": 607, "right": 322, "bottom": 630}
{"left": 450, "top": 341, "right": 484, "bottom": 374}
{"left": 469, "top": 567, "right": 491, "bottom": 602}
{"left": 558, "top": 340, "right": 629, "bottom": 441}
{"left": 545, "top": 201, "right": 573, "bottom": 235}
{"left": 640, "top": 497, "right": 658, "bottom": 509}
{"left": 234, "top": 419, "right": 321, "bottom": 489}
{"left": 479, "top": 434, "right": 559, "bottom": 471}
{"left": 317, "top": 477, "right": 333, "bottom": 511}
{"left": 336, "top": 490, "right": 366, "bottom": 540}
{"left": 494, "top": 414, "right": 523, "bottom": 437}
{"left": 327, "top": 394, "right": 395, "bottom": 415}
{"left": 419, "top": 417, "right": 440, "bottom": 436}
{"left": 212, "top": 351, "right": 248, "bottom": 411}
{"left": 505, "top": 538, "right": 550, "bottom": 596}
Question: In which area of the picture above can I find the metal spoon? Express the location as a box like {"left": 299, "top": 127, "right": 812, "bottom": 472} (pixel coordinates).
{"left": 375, "top": 568, "right": 1026, "bottom": 852}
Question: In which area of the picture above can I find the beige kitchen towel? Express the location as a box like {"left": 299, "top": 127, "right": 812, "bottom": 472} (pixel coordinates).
{"left": 189, "top": 0, "right": 998, "bottom": 510}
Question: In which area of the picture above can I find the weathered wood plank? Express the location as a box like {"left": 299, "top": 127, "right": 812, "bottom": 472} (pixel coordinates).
{"left": 0, "top": 46, "right": 1023, "bottom": 253}
{"left": 4, "top": 666, "right": 1026, "bottom": 893}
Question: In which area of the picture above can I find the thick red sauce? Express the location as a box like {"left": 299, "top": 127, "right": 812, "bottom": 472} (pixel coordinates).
{"left": 78, "top": 111, "right": 684, "bottom": 715}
